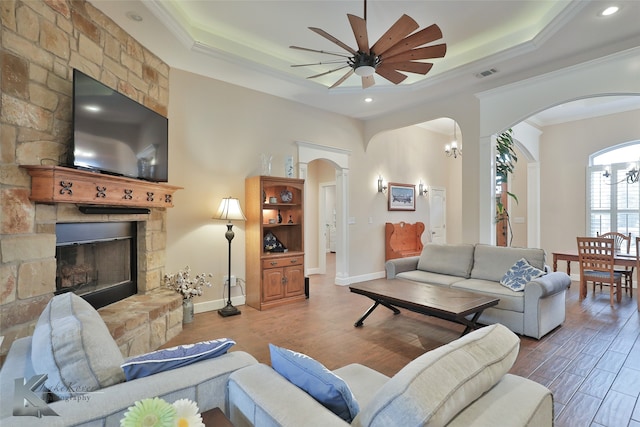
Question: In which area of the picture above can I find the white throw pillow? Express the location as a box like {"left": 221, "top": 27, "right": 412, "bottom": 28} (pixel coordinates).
{"left": 31, "top": 293, "right": 125, "bottom": 399}
{"left": 354, "top": 324, "right": 519, "bottom": 427}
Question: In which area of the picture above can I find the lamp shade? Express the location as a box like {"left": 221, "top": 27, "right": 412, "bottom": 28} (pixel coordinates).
{"left": 213, "top": 197, "right": 246, "bottom": 221}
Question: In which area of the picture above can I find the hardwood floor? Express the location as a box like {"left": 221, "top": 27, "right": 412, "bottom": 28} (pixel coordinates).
{"left": 166, "top": 254, "right": 640, "bottom": 427}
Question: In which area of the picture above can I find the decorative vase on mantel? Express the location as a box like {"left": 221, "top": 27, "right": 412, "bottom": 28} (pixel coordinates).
{"left": 182, "top": 299, "right": 194, "bottom": 324}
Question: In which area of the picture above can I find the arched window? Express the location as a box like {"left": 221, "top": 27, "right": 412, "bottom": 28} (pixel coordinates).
{"left": 587, "top": 142, "right": 640, "bottom": 237}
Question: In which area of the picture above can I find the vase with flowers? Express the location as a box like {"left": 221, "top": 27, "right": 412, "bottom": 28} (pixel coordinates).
{"left": 164, "top": 266, "right": 212, "bottom": 324}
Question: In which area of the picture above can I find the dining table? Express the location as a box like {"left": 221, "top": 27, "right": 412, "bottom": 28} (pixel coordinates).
{"left": 552, "top": 250, "right": 638, "bottom": 309}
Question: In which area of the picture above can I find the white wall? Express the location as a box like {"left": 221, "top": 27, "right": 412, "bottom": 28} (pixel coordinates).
{"left": 167, "top": 70, "right": 363, "bottom": 305}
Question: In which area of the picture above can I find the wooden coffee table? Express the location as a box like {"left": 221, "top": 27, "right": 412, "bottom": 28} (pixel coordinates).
{"left": 349, "top": 278, "right": 499, "bottom": 336}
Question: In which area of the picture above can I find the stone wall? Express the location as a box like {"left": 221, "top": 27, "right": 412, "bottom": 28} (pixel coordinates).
{"left": 0, "top": 0, "right": 175, "bottom": 360}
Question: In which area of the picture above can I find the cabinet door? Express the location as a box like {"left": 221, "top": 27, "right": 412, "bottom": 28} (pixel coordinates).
{"left": 284, "top": 265, "right": 305, "bottom": 297}
{"left": 262, "top": 268, "right": 285, "bottom": 302}
{"left": 263, "top": 268, "right": 285, "bottom": 302}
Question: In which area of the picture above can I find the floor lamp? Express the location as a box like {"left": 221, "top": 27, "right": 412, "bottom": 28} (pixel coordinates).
{"left": 214, "top": 197, "right": 246, "bottom": 317}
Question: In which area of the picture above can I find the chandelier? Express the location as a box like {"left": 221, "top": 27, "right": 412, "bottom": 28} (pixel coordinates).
{"left": 444, "top": 121, "right": 461, "bottom": 158}
{"left": 602, "top": 167, "right": 639, "bottom": 184}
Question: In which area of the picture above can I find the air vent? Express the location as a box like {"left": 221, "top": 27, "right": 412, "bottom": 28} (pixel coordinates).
{"left": 475, "top": 68, "right": 499, "bottom": 79}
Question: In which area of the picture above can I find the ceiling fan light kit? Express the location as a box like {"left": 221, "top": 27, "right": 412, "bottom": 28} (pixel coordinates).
{"left": 354, "top": 66, "right": 375, "bottom": 77}
{"left": 291, "top": 1, "right": 446, "bottom": 89}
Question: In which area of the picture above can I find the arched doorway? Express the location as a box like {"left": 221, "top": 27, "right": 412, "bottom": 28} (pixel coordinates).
{"left": 297, "top": 141, "right": 351, "bottom": 285}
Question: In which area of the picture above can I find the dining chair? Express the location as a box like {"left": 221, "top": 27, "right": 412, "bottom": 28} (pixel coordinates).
{"left": 597, "top": 231, "right": 634, "bottom": 295}
{"left": 577, "top": 236, "right": 622, "bottom": 306}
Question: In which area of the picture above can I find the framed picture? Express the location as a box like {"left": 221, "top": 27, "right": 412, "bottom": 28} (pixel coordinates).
{"left": 388, "top": 183, "right": 416, "bottom": 211}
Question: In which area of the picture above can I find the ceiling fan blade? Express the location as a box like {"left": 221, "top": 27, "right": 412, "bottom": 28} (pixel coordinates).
{"left": 330, "top": 69, "right": 355, "bottom": 89}
{"left": 383, "top": 44, "right": 447, "bottom": 63}
{"left": 309, "top": 27, "right": 357, "bottom": 55}
{"left": 290, "top": 46, "right": 351, "bottom": 58}
{"left": 385, "top": 61, "right": 434, "bottom": 75}
{"left": 380, "top": 24, "right": 443, "bottom": 59}
{"left": 375, "top": 66, "right": 407, "bottom": 85}
{"left": 370, "top": 14, "right": 419, "bottom": 56}
{"left": 347, "top": 14, "right": 369, "bottom": 54}
{"left": 362, "top": 75, "right": 375, "bottom": 89}
{"left": 306, "top": 65, "right": 350, "bottom": 79}
{"left": 291, "top": 60, "right": 346, "bottom": 68}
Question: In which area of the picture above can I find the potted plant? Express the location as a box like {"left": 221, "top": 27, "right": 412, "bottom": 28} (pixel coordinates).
{"left": 165, "top": 266, "right": 212, "bottom": 323}
{"left": 495, "top": 129, "right": 518, "bottom": 246}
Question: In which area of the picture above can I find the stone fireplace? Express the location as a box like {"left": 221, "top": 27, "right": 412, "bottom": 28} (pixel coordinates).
{"left": 2, "top": 200, "right": 183, "bottom": 359}
{"left": 0, "top": 0, "right": 176, "bottom": 362}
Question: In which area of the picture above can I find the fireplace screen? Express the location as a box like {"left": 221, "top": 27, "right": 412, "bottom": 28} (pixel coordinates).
{"left": 56, "top": 239, "right": 131, "bottom": 295}
{"left": 56, "top": 222, "right": 136, "bottom": 308}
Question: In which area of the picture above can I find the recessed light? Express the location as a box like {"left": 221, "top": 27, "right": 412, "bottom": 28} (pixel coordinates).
{"left": 126, "top": 11, "right": 143, "bottom": 22}
{"left": 600, "top": 6, "right": 619, "bottom": 16}
{"left": 364, "top": 97, "right": 373, "bottom": 103}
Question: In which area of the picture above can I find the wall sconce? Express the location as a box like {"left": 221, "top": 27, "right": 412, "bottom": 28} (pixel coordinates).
{"left": 418, "top": 181, "right": 428, "bottom": 196}
{"left": 377, "top": 176, "right": 387, "bottom": 193}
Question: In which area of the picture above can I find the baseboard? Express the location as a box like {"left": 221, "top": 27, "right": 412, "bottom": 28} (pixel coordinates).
{"left": 194, "top": 295, "right": 246, "bottom": 313}
{"left": 334, "top": 271, "right": 385, "bottom": 286}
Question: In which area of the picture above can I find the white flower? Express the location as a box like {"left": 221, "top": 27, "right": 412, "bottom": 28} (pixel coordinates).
{"left": 172, "top": 399, "right": 204, "bottom": 427}
{"left": 164, "top": 266, "right": 212, "bottom": 300}
{"left": 120, "top": 397, "right": 176, "bottom": 427}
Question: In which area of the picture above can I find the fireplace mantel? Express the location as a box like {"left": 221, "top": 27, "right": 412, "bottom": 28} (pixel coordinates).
{"left": 22, "top": 165, "right": 182, "bottom": 208}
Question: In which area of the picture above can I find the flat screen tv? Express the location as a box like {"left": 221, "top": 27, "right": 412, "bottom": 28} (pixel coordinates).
{"left": 71, "top": 69, "right": 168, "bottom": 182}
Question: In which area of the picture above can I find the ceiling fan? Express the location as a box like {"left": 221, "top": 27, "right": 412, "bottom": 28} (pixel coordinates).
{"left": 290, "top": 0, "right": 446, "bottom": 89}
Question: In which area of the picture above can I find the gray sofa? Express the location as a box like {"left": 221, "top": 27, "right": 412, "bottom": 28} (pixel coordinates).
{"left": 386, "top": 243, "right": 571, "bottom": 339}
{"left": 226, "top": 324, "right": 553, "bottom": 427}
{"left": 0, "top": 293, "right": 258, "bottom": 427}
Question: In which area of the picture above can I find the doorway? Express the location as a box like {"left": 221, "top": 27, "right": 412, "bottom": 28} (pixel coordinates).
{"left": 297, "top": 141, "right": 350, "bottom": 284}
{"left": 319, "top": 182, "right": 337, "bottom": 275}
{"left": 429, "top": 187, "right": 446, "bottom": 244}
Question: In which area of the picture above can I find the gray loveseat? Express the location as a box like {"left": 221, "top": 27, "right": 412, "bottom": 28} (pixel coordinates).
{"left": 386, "top": 243, "right": 571, "bottom": 339}
{"left": 226, "top": 324, "right": 553, "bottom": 426}
{"left": 0, "top": 293, "right": 258, "bottom": 426}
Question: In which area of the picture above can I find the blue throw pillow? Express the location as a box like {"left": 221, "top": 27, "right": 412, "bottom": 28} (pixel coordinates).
{"left": 500, "top": 258, "right": 545, "bottom": 291}
{"left": 121, "top": 338, "right": 235, "bottom": 380}
{"left": 269, "top": 344, "right": 359, "bottom": 422}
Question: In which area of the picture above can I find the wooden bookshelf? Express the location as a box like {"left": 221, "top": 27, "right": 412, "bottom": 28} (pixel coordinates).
{"left": 245, "top": 176, "right": 305, "bottom": 310}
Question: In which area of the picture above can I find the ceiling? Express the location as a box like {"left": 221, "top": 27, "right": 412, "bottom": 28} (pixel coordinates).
{"left": 91, "top": 0, "right": 640, "bottom": 124}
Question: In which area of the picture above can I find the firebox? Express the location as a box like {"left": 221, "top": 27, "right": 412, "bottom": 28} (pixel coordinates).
{"left": 55, "top": 222, "right": 137, "bottom": 309}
